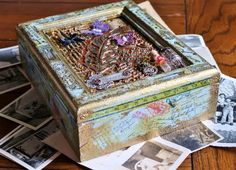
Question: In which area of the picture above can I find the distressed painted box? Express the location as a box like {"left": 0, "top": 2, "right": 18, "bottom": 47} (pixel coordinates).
{"left": 16, "top": 0, "right": 220, "bottom": 161}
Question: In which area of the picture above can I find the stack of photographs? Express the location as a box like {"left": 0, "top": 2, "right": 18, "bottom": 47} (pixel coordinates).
{"left": 0, "top": 121, "right": 60, "bottom": 170}
{"left": 0, "top": 46, "right": 60, "bottom": 170}
{"left": 0, "top": 47, "right": 31, "bottom": 112}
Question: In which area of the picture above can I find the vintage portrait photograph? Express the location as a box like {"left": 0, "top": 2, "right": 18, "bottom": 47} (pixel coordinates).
{"left": 161, "top": 122, "right": 221, "bottom": 152}
{"left": 204, "top": 74, "right": 236, "bottom": 147}
{"left": 0, "top": 88, "right": 52, "bottom": 130}
{"left": 0, "top": 66, "right": 30, "bottom": 95}
{"left": 0, "top": 46, "right": 20, "bottom": 69}
{"left": 121, "top": 138, "right": 189, "bottom": 170}
{"left": 0, "top": 121, "right": 60, "bottom": 170}
{"left": 203, "top": 74, "right": 236, "bottom": 147}
{"left": 214, "top": 74, "right": 236, "bottom": 126}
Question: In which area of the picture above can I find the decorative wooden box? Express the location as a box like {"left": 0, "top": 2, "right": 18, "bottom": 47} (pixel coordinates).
{"left": 17, "top": 0, "right": 220, "bottom": 161}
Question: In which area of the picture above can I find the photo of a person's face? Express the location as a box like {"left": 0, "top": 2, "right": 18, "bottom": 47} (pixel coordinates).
{"left": 226, "top": 99, "right": 231, "bottom": 104}
{"left": 219, "top": 94, "right": 226, "bottom": 99}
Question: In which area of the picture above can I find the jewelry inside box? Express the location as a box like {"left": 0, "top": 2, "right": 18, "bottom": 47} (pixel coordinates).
{"left": 44, "top": 18, "right": 190, "bottom": 91}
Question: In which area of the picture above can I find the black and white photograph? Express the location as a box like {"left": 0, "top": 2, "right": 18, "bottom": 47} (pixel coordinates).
{"left": 214, "top": 74, "right": 236, "bottom": 126}
{"left": 0, "top": 66, "right": 30, "bottom": 95}
{"left": 0, "top": 46, "right": 20, "bottom": 69}
{"left": 203, "top": 120, "right": 236, "bottom": 147}
{"left": 177, "top": 34, "right": 206, "bottom": 48}
{"left": 216, "top": 130, "right": 236, "bottom": 146}
{"left": 0, "top": 88, "right": 52, "bottom": 130}
{"left": 0, "top": 121, "right": 60, "bottom": 170}
{"left": 120, "top": 137, "right": 190, "bottom": 170}
{"left": 161, "top": 122, "right": 221, "bottom": 152}
{"left": 205, "top": 73, "right": 236, "bottom": 148}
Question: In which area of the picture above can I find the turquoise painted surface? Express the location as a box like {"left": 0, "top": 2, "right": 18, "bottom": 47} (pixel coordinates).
{"left": 80, "top": 84, "right": 212, "bottom": 150}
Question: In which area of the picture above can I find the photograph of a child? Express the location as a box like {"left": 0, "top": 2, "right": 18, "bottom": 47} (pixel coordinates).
{"left": 203, "top": 74, "right": 236, "bottom": 147}
{"left": 215, "top": 76, "right": 236, "bottom": 125}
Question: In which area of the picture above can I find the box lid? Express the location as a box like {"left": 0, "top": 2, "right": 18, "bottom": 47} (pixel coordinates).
{"left": 17, "top": 0, "right": 217, "bottom": 122}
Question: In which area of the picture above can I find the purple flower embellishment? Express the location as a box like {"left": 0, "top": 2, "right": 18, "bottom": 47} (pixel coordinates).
{"left": 81, "top": 20, "right": 109, "bottom": 36}
{"left": 112, "top": 32, "right": 135, "bottom": 46}
{"left": 93, "top": 20, "right": 109, "bottom": 32}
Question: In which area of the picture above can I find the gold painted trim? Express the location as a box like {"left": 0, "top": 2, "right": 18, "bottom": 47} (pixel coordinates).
{"left": 77, "top": 68, "right": 219, "bottom": 118}
{"left": 37, "top": 7, "right": 124, "bottom": 31}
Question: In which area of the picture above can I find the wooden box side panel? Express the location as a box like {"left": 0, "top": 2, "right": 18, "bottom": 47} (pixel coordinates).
{"left": 19, "top": 41, "right": 81, "bottom": 159}
{"left": 78, "top": 75, "right": 219, "bottom": 161}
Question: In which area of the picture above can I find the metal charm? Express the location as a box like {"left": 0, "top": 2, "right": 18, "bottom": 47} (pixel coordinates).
{"left": 86, "top": 70, "right": 131, "bottom": 90}
{"left": 138, "top": 63, "right": 158, "bottom": 76}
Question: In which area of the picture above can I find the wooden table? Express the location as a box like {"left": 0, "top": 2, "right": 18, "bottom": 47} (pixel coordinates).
{"left": 0, "top": 0, "right": 235, "bottom": 169}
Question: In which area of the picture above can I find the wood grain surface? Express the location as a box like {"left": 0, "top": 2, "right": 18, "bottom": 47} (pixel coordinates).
{"left": 0, "top": 0, "right": 235, "bottom": 170}
{"left": 186, "top": 0, "right": 236, "bottom": 78}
